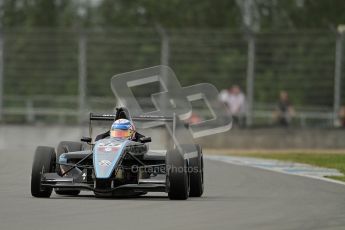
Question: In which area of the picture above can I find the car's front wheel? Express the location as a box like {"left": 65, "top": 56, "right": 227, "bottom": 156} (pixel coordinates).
{"left": 166, "top": 149, "right": 189, "bottom": 200}
{"left": 31, "top": 146, "right": 56, "bottom": 198}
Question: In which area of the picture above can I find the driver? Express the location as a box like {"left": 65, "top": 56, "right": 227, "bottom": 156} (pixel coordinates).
{"left": 95, "top": 118, "right": 144, "bottom": 141}
{"left": 110, "top": 119, "right": 135, "bottom": 139}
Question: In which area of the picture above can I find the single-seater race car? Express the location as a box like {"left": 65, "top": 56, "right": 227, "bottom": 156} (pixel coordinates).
{"left": 31, "top": 107, "right": 203, "bottom": 200}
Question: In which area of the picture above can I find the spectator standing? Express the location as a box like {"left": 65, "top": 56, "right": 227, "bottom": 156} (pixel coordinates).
{"left": 274, "top": 90, "right": 295, "bottom": 126}
{"left": 219, "top": 85, "right": 246, "bottom": 127}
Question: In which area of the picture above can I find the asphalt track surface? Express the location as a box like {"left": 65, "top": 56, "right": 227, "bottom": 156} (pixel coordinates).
{"left": 1, "top": 148, "right": 345, "bottom": 230}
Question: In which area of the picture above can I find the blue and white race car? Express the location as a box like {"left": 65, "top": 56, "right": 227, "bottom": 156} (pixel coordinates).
{"left": 31, "top": 107, "right": 203, "bottom": 200}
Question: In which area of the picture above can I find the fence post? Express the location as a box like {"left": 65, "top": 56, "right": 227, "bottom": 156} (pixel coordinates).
{"left": 26, "top": 99, "right": 34, "bottom": 123}
{"left": 236, "top": 0, "right": 259, "bottom": 127}
{"left": 78, "top": 31, "right": 87, "bottom": 124}
{"left": 159, "top": 27, "right": 170, "bottom": 67}
{"left": 246, "top": 32, "right": 256, "bottom": 127}
{"left": 0, "top": 30, "right": 3, "bottom": 121}
{"left": 334, "top": 26, "right": 344, "bottom": 126}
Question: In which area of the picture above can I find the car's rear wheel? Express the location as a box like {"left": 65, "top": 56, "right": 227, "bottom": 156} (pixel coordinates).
{"left": 56, "top": 141, "right": 84, "bottom": 176}
{"left": 189, "top": 144, "right": 204, "bottom": 197}
{"left": 55, "top": 141, "right": 84, "bottom": 195}
{"left": 166, "top": 149, "right": 189, "bottom": 200}
{"left": 56, "top": 141, "right": 84, "bottom": 163}
{"left": 31, "top": 146, "right": 56, "bottom": 198}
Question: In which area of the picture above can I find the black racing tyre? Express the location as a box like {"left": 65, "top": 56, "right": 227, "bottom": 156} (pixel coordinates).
{"left": 31, "top": 146, "right": 56, "bottom": 198}
{"left": 55, "top": 189, "right": 80, "bottom": 196}
{"left": 56, "top": 141, "right": 84, "bottom": 175}
{"left": 55, "top": 141, "right": 83, "bottom": 195}
{"left": 189, "top": 144, "right": 204, "bottom": 197}
{"left": 56, "top": 141, "right": 84, "bottom": 159}
{"left": 166, "top": 149, "right": 189, "bottom": 200}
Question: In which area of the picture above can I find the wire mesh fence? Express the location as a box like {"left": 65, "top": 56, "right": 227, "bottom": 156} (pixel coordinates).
{"left": 0, "top": 28, "right": 343, "bottom": 127}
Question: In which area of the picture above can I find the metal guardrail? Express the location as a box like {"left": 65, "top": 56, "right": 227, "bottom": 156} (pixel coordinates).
{"left": 253, "top": 110, "right": 334, "bottom": 127}
{"left": 2, "top": 95, "right": 115, "bottom": 123}
{"left": 1, "top": 95, "right": 336, "bottom": 127}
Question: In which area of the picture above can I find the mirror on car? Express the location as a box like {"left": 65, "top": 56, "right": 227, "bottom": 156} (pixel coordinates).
{"left": 140, "top": 137, "right": 152, "bottom": 143}
{"left": 81, "top": 136, "right": 92, "bottom": 143}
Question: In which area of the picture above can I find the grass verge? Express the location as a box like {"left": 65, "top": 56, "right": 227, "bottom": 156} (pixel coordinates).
{"left": 223, "top": 151, "right": 345, "bottom": 182}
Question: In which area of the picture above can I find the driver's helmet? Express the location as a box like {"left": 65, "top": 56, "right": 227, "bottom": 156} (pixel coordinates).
{"left": 110, "top": 119, "right": 135, "bottom": 139}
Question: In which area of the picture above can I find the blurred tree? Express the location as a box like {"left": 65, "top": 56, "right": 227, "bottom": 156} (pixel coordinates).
{"left": 96, "top": 0, "right": 240, "bottom": 28}
{"left": 0, "top": 0, "right": 344, "bottom": 108}
{"left": 0, "top": 0, "right": 75, "bottom": 28}
{"left": 1, "top": 0, "right": 345, "bottom": 31}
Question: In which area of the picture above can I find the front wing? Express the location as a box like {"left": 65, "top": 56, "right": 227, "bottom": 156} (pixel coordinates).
{"left": 41, "top": 172, "right": 167, "bottom": 194}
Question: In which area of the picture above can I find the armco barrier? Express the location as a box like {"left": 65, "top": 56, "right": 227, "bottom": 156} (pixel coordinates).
{"left": 1, "top": 125, "right": 345, "bottom": 150}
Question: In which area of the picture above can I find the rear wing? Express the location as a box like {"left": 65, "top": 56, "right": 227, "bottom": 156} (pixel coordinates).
{"left": 89, "top": 113, "right": 174, "bottom": 122}
{"left": 88, "top": 113, "right": 176, "bottom": 143}
{"left": 89, "top": 112, "right": 185, "bottom": 149}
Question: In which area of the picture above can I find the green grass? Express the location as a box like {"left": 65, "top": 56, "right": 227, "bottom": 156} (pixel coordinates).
{"left": 230, "top": 152, "right": 345, "bottom": 182}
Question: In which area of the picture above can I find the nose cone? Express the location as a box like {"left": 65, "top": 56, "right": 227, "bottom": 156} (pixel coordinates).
{"left": 93, "top": 138, "right": 128, "bottom": 179}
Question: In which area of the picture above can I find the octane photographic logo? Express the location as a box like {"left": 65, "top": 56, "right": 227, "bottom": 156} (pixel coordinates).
{"left": 110, "top": 65, "right": 232, "bottom": 159}
{"left": 130, "top": 164, "right": 200, "bottom": 174}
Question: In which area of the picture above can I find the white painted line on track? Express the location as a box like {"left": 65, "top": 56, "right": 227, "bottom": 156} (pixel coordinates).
{"left": 205, "top": 155, "right": 345, "bottom": 186}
